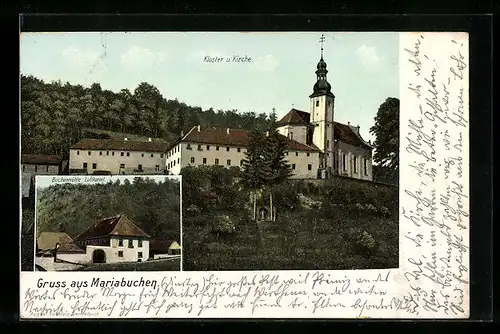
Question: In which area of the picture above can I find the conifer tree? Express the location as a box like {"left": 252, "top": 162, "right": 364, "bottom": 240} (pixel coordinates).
{"left": 264, "top": 127, "right": 292, "bottom": 221}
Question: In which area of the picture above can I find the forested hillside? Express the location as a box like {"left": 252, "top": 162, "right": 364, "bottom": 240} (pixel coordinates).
{"left": 21, "top": 75, "right": 273, "bottom": 157}
{"left": 36, "top": 177, "right": 181, "bottom": 241}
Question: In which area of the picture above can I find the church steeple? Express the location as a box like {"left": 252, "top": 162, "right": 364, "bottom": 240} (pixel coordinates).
{"left": 310, "top": 34, "right": 334, "bottom": 98}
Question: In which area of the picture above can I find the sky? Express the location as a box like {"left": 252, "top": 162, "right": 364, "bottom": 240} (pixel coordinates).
{"left": 20, "top": 32, "right": 399, "bottom": 142}
{"left": 35, "top": 175, "right": 181, "bottom": 190}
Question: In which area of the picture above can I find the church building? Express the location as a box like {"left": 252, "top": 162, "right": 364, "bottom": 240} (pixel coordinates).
{"left": 165, "top": 35, "right": 373, "bottom": 180}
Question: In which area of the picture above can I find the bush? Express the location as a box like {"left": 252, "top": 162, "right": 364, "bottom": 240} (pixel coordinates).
{"left": 354, "top": 231, "right": 377, "bottom": 256}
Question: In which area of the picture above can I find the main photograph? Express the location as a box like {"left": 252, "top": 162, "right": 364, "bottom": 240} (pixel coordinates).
{"left": 20, "top": 32, "right": 399, "bottom": 271}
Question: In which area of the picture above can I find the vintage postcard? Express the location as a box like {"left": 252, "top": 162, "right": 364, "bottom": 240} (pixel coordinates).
{"left": 19, "top": 31, "right": 469, "bottom": 319}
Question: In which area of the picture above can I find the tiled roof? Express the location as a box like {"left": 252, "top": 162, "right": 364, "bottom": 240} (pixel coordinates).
{"left": 36, "top": 232, "right": 85, "bottom": 253}
{"left": 333, "top": 122, "right": 372, "bottom": 149}
{"left": 277, "top": 108, "right": 372, "bottom": 149}
{"left": 75, "top": 214, "right": 150, "bottom": 240}
{"left": 277, "top": 108, "right": 311, "bottom": 126}
{"left": 70, "top": 139, "right": 171, "bottom": 153}
{"left": 21, "top": 154, "right": 63, "bottom": 165}
{"left": 180, "top": 126, "right": 321, "bottom": 152}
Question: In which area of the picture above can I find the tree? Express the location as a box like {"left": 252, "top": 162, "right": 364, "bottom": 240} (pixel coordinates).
{"left": 240, "top": 129, "right": 270, "bottom": 220}
{"left": 370, "top": 97, "right": 399, "bottom": 182}
{"left": 264, "top": 128, "right": 292, "bottom": 221}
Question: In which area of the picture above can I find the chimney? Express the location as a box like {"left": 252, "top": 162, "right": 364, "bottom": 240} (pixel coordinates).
{"left": 124, "top": 138, "right": 128, "bottom": 141}
{"left": 226, "top": 128, "right": 230, "bottom": 135}
{"left": 357, "top": 125, "right": 360, "bottom": 133}
{"left": 369, "top": 140, "right": 371, "bottom": 145}
{"left": 148, "top": 137, "right": 152, "bottom": 142}
{"left": 197, "top": 125, "right": 201, "bottom": 132}
{"left": 347, "top": 121, "right": 351, "bottom": 126}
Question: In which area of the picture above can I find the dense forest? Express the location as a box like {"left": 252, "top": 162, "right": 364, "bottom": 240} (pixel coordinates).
{"left": 36, "top": 177, "right": 181, "bottom": 241}
{"left": 21, "top": 75, "right": 273, "bottom": 157}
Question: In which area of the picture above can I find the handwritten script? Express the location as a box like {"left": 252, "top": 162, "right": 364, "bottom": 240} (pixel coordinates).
{"left": 401, "top": 32, "right": 469, "bottom": 318}
{"left": 20, "top": 271, "right": 423, "bottom": 318}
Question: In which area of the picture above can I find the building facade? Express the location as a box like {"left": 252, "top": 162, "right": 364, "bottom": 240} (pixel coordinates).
{"left": 275, "top": 49, "right": 373, "bottom": 180}
{"left": 21, "top": 154, "right": 63, "bottom": 175}
{"left": 69, "top": 138, "right": 170, "bottom": 175}
{"left": 165, "top": 126, "right": 321, "bottom": 179}
{"left": 74, "top": 214, "right": 151, "bottom": 264}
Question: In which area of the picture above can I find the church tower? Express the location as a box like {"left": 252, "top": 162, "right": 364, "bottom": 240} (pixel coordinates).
{"left": 309, "top": 34, "right": 335, "bottom": 172}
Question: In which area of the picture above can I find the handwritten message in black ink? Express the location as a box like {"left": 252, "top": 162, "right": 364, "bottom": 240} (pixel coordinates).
{"left": 21, "top": 271, "right": 417, "bottom": 318}
{"left": 401, "top": 32, "right": 469, "bottom": 318}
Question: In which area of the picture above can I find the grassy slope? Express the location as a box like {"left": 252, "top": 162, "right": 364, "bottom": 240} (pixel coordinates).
{"left": 183, "top": 178, "right": 399, "bottom": 271}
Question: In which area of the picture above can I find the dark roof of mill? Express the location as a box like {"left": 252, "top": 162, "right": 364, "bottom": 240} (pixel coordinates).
{"left": 36, "top": 232, "right": 85, "bottom": 253}
{"left": 174, "top": 126, "right": 321, "bottom": 152}
{"left": 70, "top": 139, "right": 171, "bottom": 153}
{"left": 74, "top": 214, "right": 150, "bottom": 240}
{"left": 276, "top": 108, "right": 373, "bottom": 149}
{"left": 21, "top": 154, "right": 63, "bottom": 165}
{"left": 150, "top": 239, "right": 180, "bottom": 252}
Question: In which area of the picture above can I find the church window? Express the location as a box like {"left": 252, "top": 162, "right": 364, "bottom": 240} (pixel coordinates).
{"left": 177, "top": 158, "right": 179, "bottom": 164}
{"left": 307, "top": 153, "right": 310, "bottom": 157}
{"left": 88, "top": 151, "right": 92, "bottom": 156}
{"left": 215, "top": 158, "right": 219, "bottom": 165}
{"left": 316, "top": 100, "right": 319, "bottom": 107}
{"left": 207, "top": 145, "right": 210, "bottom": 150}
{"left": 77, "top": 150, "right": 80, "bottom": 155}
{"left": 295, "top": 152, "right": 298, "bottom": 156}
{"left": 112, "top": 151, "right": 115, "bottom": 156}
{"left": 226, "top": 147, "right": 230, "bottom": 152}
{"left": 216, "top": 146, "right": 220, "bottom": 151}
{"left": 353, "top": 156, "right": 358, "bottom": 173}
{"left": 151, "top": 153, "right": 154, "bottom": 157}
{"left": 127, "top": 152, "right": 131, "bottom": 156}
{"left": 190, "top": 157, "right": 195, "bottom": 164}
{"left": 342, "top": 154, "right": 347, "bottom": 171}
{"left": 308, "top": 164, "right": 312, "bottom": 171}
{"left": 203, "top": 158, "right": 207, "bottom": 165}
{"left": 227, "top": 159, "right": 231, "bottom": 166}
{"left": 121, "top": 152, "right": 124, "bottom": 156}
{"left": 99, "top": 151, "right": 102, "bottom": 156}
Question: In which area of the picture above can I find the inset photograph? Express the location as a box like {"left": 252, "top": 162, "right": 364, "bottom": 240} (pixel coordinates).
{"left": 34, "top": 175, "right": 181, "bottom": 271}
